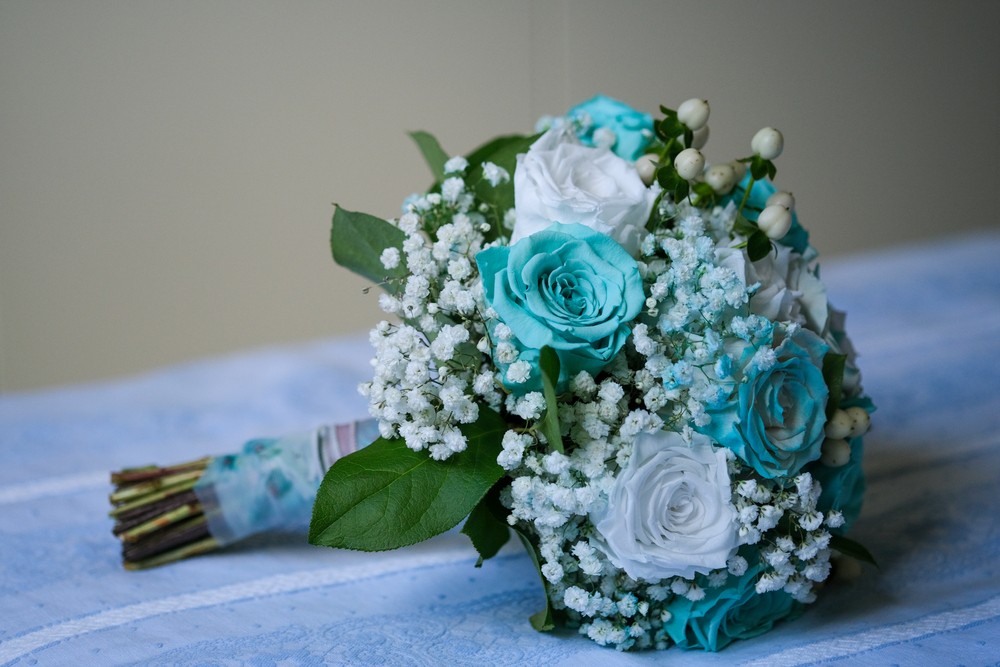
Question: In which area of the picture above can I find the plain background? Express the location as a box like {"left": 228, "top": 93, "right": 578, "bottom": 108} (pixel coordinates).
{"left": 1, "top": 1, "right": 998, "bottom": 392}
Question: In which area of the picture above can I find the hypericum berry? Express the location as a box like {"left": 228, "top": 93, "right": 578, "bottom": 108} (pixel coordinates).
{"left": 820, "top": 438, "right": 851, "bottom": 467}
{"left": 705, "top": 163, "right": 737, "bottom": 194}
{"left": 751, "top": 127, "right": 784, "bottom": 160}
{"left": 824, "top": 408, "right": 854, "bottom": 440}
{"left": 731, "top": 160, "right": 747, "bottom": 182}
{"left": 845, "top": 406, "right": 871, "bottom": 438}
{"left": 690, "top": 125, "right": 710, "bottom": 150}
{"left": 677, "top": 98, "right": 710, "bottom": 131}
{"left": 767, "top": 190, "right": 795, "bottom": 212}
{"left": 674, "top": 148, "right": 705, "bottom": 180}
{"left": 757, "top": 204, "right": 792, "bottom": 239}
{"left": 635, "top": 153, "right": 659, "bottom": 187}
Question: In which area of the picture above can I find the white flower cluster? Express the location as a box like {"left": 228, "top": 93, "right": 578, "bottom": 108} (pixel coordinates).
{"left": 361, "top": 167, "right": 508, "bottom": 460}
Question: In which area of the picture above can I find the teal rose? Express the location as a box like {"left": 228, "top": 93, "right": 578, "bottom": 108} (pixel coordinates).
{"left": 568, "top": 95, "right": 653, "bottom": 161}
{"left": 476, "top": 222, "right": 644, "bottom": 394}
{"left": 699, "top": 328, "right": 829, "bottom": 479}
{"left": 663, "top": 552, "right": 801, "bottom": 651}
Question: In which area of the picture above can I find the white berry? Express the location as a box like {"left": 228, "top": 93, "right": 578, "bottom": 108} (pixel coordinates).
{"left": 731, "top": 161, "right": 747, "bottom": 182}
{"left": 820, "top": 437, "right": 852, "bottom": 467}
{"left": 825, "top": 409, "right": 854, "bottom": 440}
{"left": 751, "top": 127, "right": 784, "bottom": 160}
{"left": 635, "top": 154, "right": 659, "bottom": 187}
{"left": 767, "top": 190, "right": 795, "bottom": 212}
{"left": 845, "top": 406, "right": 871, "bottom": 438}
{"left": 705, "top": 164, "right": 737, "bottom": 194}
{"left": 674, "top": 148, "right": 705, "bottom": 180}
{"left": 690, "top": 125, "right": 710, "bottom": 150}
{"left": 677, "top": 98, "right": 710, "bottom": 131}
{"left": 757, "top": 204, "right": 792, "bottom": 239}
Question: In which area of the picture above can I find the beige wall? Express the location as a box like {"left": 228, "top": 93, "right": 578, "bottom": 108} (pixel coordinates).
{"left": 1, "top": 1, "right": 997, "bottom": 392}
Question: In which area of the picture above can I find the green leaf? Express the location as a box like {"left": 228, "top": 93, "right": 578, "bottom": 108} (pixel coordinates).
{"left": 766, "top": 159, "right": 777, "bottom": 180}
{"left": 746, "top": 229, "right": 773, "bottom": 262}
{"left": 656, "top": 167, "right": 677, "bottom": 190}
{"left": 408, "top": 130, "right": 450, "bottom": 184}
{"left": 461, "top": 481, "right": 510, "bottom": 566}
{"left": 750, "top": 155, "right": 768, "bottom": 181}
{"left": 467, "top": 134, "right": 540, "bottom": 240}
{"left": 309, "top": 407, "right": 507, "bottom": 552}
{"left": 659, "top": 105, "right": 677, "bottom": 118}
{"left": 822, "top": 352, "right": 848, "bottom": 420}
{"left": 830, "top": 534, "right": 879, "bottom": 569}
{"left": 683, "top": 128, "right": 693, "bottom": 148}
{"left": 513, "top": 526, "right": 555, "bottom": 631}
{"left": 330, "top": 205, "right": 407, "bottom": 293}
{"left": 674, "top": 179, "right": 689, "bottom": 203}
{"left": 539, "top": 346, "right": 564, "bottom": 454}
{"left": 733, "top": 212, "right": 758, "bottom": 236}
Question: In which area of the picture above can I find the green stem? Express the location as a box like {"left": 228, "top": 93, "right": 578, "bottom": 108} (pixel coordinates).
{"left": 737, "top": 176, "right": 757, "bottom": 217}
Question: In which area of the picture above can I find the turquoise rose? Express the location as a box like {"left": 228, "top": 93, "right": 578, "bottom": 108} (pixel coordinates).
{"left": 699, "top": 328, "right": 829, "bottom": 479}
{"left": 568, "top": 95, "right": 653, "bottom": 161}
{"left": 476, "top": 222, "right": 645, "bottom": 394}
{"left": 663, "top": 551, "right": 801, "bottom": 651}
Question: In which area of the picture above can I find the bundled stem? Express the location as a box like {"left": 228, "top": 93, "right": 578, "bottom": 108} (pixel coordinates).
{"left": 109, "top": 457, "right": 220, "bottom": 570}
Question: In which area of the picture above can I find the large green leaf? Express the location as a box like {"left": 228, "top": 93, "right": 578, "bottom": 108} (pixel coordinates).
{"left": 461, "top": 481, "right": 510, "bottom": 566}
{"left": 330, "top": 205, "right": 407, "bottom": 293}
{"left": 408, "top": 130, "right": 449, "bottom": 184}
{"left": 538, "top": 346, "right": 564, "bottom": 454}
{"left": 513, "top": 526, "right": 555, "bottom": 632}
{"left": 309, "top": 408, "right": 507, "bottom": 552}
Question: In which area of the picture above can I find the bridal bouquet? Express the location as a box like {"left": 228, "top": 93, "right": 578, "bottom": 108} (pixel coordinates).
{"left": 109, "top": 95, "right": 874, "bottom": 653}
{"left": 308, "top": 96, "right": 875, "bottom": 651}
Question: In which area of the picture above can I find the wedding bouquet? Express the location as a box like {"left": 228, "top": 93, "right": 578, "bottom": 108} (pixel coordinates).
{"left": 110, "top": 95, "right": 874, "bottom": 653}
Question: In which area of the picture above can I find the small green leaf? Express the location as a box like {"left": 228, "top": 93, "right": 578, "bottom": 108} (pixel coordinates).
{"left": 461, "top": 481, "right": 510, "bottom": 566}
{"left": 513, "top": 527, "right": 555, "bottom": 631}
{"left": 766, "top": 159, "right": 777, "bottom": 180}
{"left": 539, "top": 346, "right": 563, "bottom": 454}
{"left": 750, "top": 155, "right": 768, "bottom": 181}
{"left": 659, "top": 105, "right": 677, "bottom": 117}
{"left": 822, "top": 352, "right": 848, "bottom": 420}
{"left": 733, "top": 212, "right": 758, "bottom": 236}
{"left": 309, "top": 408, "right": 507, "bottom": 552}
{"left": 746, "top": 229, "right": 773, "bottom": 262}
{"left": 830, "top": 534, "right": 879, "bottom": 569}
{"left": 674, "top": 179, "right": 689, "bottom": 202}
{"left": 656, "top": 166, "right": 678, "bottom": 190}
{"left": 408, "top": 130, "right": 450, "bottom": 184}
{"left": 683, "top": 128, "right": 693, "bottom": 148}
{"left": 330, "top": 206, "right": 407, "bottom": 293}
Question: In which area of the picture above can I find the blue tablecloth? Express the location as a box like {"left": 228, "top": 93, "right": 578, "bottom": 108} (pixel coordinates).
{"left": 2, "top": 231, "right": 999, "bottom": 666}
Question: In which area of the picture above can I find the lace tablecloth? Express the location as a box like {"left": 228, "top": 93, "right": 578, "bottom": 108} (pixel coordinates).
{"left": 2, "top": 231, "right": 999, "bottom": 666}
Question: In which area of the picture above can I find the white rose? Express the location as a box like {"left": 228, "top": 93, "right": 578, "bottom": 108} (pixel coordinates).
{"left": 589, "top": 430, "right": 738, "bottom": 582}
{"left": 510, "top": 127, "right": 658, "bottom": 257}
{"left": 716, "top": 243, "right": 828, "bottom": 333}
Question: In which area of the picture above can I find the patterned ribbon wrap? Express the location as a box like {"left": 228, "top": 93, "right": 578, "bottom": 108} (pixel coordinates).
{"left": 193, "top": 419, "right": 380, "bottom": 546}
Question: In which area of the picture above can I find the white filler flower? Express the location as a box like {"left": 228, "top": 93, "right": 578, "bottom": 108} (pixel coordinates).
{"left": 589, "top": 430, "right": 738, "bottom": 582}
{"left": 510, "top": 127, "right": 658, "bottom": 257}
